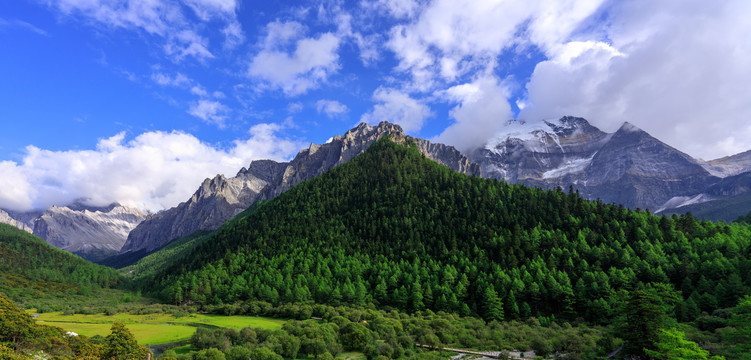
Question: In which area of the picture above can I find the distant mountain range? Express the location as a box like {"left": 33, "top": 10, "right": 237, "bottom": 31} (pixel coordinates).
{"left": 1, "top": 117, "right": 750, "bottom": 261}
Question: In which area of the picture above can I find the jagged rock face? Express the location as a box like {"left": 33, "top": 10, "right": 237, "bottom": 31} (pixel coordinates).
{"left": 0, "top": 209, "right": 33, "bottom": 233}
{"left": 32, "top": 203, "right": 147, "bottom": 258}
{"left": 121, "top": 121, "right": 479, "bottom": 253}
{"left": 705, "top": 171, "right": 751, "bottom": 197}
{"left": 474, "top": 117, "right": 719, "bottom": 210}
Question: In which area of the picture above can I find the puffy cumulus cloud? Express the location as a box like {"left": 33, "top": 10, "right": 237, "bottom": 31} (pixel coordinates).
{"left": 0, "top": 161, "right": 33, "bottom": 211}
{"left": 361, "top": 87, "right": 432, "bottom": 133}
{"left": 248, "top": 20, "right": 341, "bottom": 96}
{"left": 520, "top": 0, "right": 751, "bottom": 159}
{"left": 0, "top": 126, "right": 304, "bottom": 213}
{"left": 48, "top": 0, "right": 243, "bottom": 61}
{"left": 188, "top": 99, "right": 229, "bottom": 127}
{"left": 434, "top": 75, "right": 514, "bottom": 152}
{"left": 315, "top": 99, "right": 349, "bottom": 119}
{"left": 387, "top": 0, "right": 605, "bottom": 88}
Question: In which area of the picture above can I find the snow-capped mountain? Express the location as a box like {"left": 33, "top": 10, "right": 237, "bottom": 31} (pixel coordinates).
{"left": 472, "top": 116, "right": 746, "bottom": 213}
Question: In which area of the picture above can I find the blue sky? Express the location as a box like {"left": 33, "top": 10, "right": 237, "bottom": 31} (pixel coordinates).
{"left": 1, "top": 0, "right": 750, "bottom": 212}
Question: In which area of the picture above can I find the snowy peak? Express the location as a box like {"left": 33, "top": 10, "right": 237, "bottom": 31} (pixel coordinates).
{"left": 476, "top": 116, "right": 608, "bottom": 183}
{"left": 616, "top": 121, "right": 643, "bottom": 133}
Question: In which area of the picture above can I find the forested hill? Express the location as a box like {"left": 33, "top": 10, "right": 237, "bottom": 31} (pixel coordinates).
{"left": 145, "top": 138, "right": 751, "bottom": 323}
{"left": 0, "top": 223, "right": 120, "bottom": 300}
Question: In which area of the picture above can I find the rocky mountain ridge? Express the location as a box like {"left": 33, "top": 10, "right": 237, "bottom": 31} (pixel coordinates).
{"left": 0, "top": 209, "right": 33, "bottom": 233}
{"left": 121, "top": 121, "right": 479, "bottom": 253}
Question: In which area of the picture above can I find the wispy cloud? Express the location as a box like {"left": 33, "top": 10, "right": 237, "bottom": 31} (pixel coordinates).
{"left": 48, "top": 0, "right": 242, "bottom": 62}
{"left": 0, "top": 17, "right": 49, "bottom": 36}
{"left": 151, "top": 72, "right": 191, "bottom": 87}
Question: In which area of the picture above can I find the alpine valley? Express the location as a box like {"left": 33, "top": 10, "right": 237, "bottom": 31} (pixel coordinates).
{"left": 2, "top": 119, "right": 751, "bottom": 360}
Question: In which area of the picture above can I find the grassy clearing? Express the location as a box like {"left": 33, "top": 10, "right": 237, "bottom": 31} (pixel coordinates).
{"left": 30, "top": 311, "right": 285, "bottom": 345}
{"left": 171, "top": 345, "right": 195, "bottom": 354}
{"left": 36, "top": 321, "right": 195, "bottom": 345}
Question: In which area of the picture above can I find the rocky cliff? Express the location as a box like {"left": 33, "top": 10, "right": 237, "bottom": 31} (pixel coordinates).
{"left": 0, "top": 209, "right": 33, "bottom": 233}
{"left": 121, "top": 121, "right": 479, "bottom": 253}
{"left": 32, "top": 203, "right": 147, "bottom": 261}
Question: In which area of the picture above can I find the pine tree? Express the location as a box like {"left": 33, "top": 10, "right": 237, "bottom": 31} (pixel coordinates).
{"left": 619, "top": 290, "right": 665, "bottom": 358}
{"left": 483, "top": 286, "right": 504, "bottom": 321}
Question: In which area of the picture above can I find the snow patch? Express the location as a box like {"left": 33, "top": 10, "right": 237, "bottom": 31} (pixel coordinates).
{"left": 618, "top": 122, "right": 640, "bottom": 133}
{"left": 486, "top": 119, "right": 563, "bottom": 155}
{"left": 542, "top": 155, "right": 595, "bottom": 179}
{"left": 655, "top": 194, "right": 713, "bottom": 213}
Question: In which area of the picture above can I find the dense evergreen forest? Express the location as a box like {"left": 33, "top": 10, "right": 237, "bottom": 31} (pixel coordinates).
{"left": 139, "top": 138, "right": 751, "bottom": 329}
{"left": 0, "top": 223, "right": 121, "bottom": 302}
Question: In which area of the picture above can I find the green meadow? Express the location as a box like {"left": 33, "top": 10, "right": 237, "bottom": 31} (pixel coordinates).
{"left": 30, "top": 311, "right": 285, "bottom": 345}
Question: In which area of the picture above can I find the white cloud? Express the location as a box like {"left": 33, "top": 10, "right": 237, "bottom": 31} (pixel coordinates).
{"left": 519, "top": 0, "right": 751, "bottom": 159}
{"left": 188, "top": 99, "right": 229, "bottom": 127}
{"left": 190, "top": 85, "right": 208, "bottom": 97}
{"left": 248, "top": 21, "right": 341, "bottom": 96}
{"left": 0, "top": 161, "right": 33, "bottom": 211}
{"left": 287, "top": 102, "right": 304, "bottom": 113}
{"left": 375, "top": 0, "right": 420, "bottom": 19}
{"left": 222, "top": 20, "right": 245, "bottom": 49}
{"left": 361, "top": 87, "right": 432, "bottom": 133}
{"left": 435, "top": 75, "right": 514, "bottom": 152}
{"left": 0, "top": 127, "right": 303, "bottom": 212}
{"left": 183, "top": 0, "right": 238, "bottom": 20}
{"left": 386, "top": 0, "right": 604, "bottom": 88}
{"left": 316, "top": 99, "right": 349, "bottom": 119}
{"left": 48, "top": 0, "right": 243, "bottom": 61}
{"left": 152, "top": 72, "right": 191, "bottom": 87}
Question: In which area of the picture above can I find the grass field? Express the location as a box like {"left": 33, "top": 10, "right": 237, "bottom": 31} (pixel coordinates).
{"left": 30, "top": 311, "right": 286, "bottom": 345}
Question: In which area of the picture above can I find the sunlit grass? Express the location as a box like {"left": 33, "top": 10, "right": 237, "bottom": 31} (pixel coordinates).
{"left": 30, "top": 311, "right": 285, "bottom": 345}
{"left": 37, "top": 321, "right": 195, "bottom": 345}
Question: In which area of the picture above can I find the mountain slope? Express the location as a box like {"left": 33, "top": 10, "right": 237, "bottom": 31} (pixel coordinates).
{"left": 32, "top": 203, "right": 147, "bottom": 261}
{"left": 0, "top": 209, "right": 32, "bottom": 233}
{"left": 0, "top": 223, "right": 120, "bottom": 301}
{"left": 140, "top": 138, "right": 751, "bottom": 323}
{"left": 703, "top": 149, "right": 751, "bottom": 177}
{"left": 473, "top": 117, "right": 720, "bottom": 211}
{"left": 122, "top": 121, "right": 479, "bottom": 254}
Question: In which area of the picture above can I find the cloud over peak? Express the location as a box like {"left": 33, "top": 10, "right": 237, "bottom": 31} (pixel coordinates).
{"left": 0, "top": 126, "right": 303, "bottom": 213}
